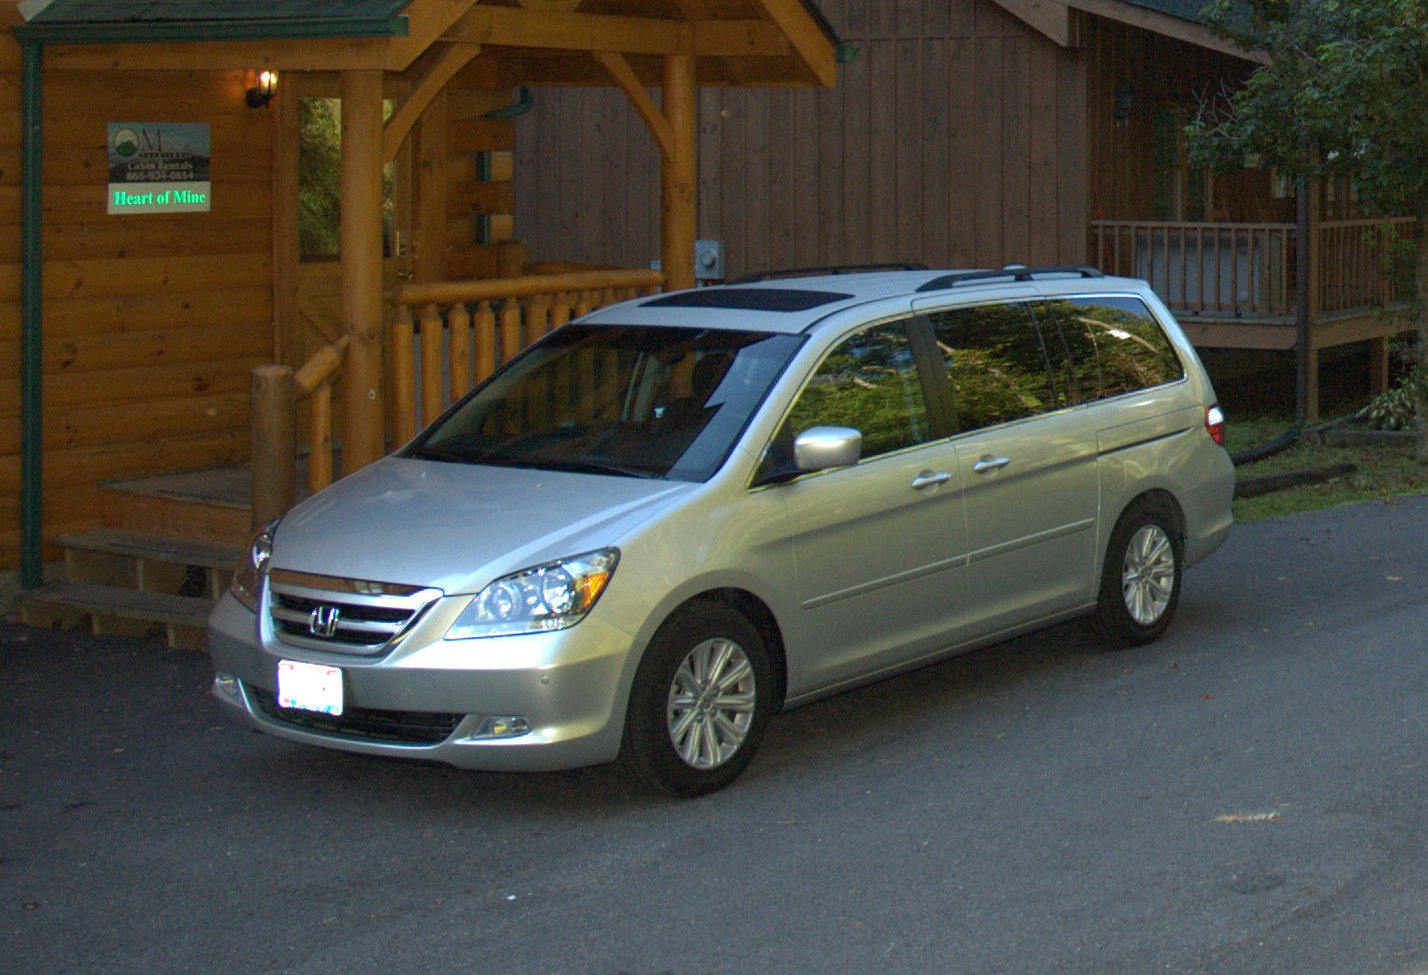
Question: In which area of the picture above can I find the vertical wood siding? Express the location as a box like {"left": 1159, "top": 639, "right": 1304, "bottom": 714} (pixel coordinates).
{"left": 515, "top": 0, "right": 1088, "bottom": 280}
{"left": 0, "top": 44, "right": 274, "bottom": 567}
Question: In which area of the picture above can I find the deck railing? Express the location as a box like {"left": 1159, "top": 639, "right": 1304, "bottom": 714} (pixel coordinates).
{"left": 1314, "top": 217, "right": 1413, "bottom": 315}
{"left": 1091, "top": 218, "right": 1413, "bottom": 320}
{"left": 1091, "top": 221, "right": 1296, "bottom": 318}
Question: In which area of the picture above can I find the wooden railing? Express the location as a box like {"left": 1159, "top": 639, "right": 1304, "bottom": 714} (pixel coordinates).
{"left": 248, "top": 267, "right": 664, "bottom": 521}
{"left": 1091, "top": 221, "right": 1296, "bottom": 318}
{"left": 249, "top": 335, "right": 349, "bottom": 529}
{"left": 385, "top": 267, "right": 665, "bottom": 445}
{"left": 1091, "top": 217, "right": 1414, "bottom": 320}
{"left": 1314, "top": 217, "right": 1413, "bottom": 315}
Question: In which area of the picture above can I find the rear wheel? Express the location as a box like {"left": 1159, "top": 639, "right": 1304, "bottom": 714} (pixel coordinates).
{"left": 1095, "top": 499, "right": 1183, "bottom": 647}
{"left": 622, "top": 602, "right": 772, "bottom": 797}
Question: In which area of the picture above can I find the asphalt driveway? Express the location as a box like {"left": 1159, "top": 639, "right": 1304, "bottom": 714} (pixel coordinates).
{"left": 4, "top": 496, "right": 1428, "bottom": 974}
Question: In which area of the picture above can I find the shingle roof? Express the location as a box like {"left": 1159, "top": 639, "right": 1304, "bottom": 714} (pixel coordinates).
{"left": 15, "top": 0, "right": 411, "bottom": 41}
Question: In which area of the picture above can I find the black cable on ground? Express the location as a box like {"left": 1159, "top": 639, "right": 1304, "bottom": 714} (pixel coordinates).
{"left": 1230, "top": 423, "right": 1300, "bottom": 467}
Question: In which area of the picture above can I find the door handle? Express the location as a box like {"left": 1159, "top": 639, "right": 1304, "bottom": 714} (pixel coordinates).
{"left": 972, "top": 455, "right": 1012, "bottom": 474}
{"left": 911, "top": 471, "right": 952, "bottom": 490}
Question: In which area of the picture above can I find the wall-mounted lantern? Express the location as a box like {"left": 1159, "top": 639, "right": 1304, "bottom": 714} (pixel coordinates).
{"left": 246, "top": 69, "right": 278, "bottom": 109}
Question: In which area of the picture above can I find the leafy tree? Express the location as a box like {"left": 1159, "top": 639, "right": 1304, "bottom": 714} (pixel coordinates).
{"left": 1186, "top": 0, "right": 1428, "bottom": 462}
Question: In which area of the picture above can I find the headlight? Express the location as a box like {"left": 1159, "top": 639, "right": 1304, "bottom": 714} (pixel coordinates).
{"left": 230, "top": 520, "right": 278, "bottom": 612}
{"left": 446, "top": 549, "right": 619, "bottom": 640}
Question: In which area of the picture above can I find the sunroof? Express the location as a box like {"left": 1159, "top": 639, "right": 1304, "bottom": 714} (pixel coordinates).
{"left": 642, "top": 288, "right": 852, "bottom": 313}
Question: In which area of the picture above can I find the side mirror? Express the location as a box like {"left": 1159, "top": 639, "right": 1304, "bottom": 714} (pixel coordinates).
{"left": 793, "top": 426, "right": 862, "bottom": 472}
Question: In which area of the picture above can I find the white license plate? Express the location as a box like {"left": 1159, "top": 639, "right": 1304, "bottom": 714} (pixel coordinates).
{"left": 277, "top": 660, "right": 344, "bottom": 716}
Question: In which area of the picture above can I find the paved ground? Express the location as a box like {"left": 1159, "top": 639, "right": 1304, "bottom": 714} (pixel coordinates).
{"left": 3, "top": 496, "right": 1428, "bottom": 974}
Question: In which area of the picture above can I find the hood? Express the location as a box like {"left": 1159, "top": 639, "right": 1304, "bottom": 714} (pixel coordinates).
{"left": 270, "top": 456, "right": 696, "bottom": 594}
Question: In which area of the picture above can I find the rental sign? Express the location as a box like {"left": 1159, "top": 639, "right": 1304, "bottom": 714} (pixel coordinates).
{"left": 107, "top": 123, "right": 211, "bottom": 215}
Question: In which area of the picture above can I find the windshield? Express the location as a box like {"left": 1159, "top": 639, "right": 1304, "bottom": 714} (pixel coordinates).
{"left": 406, "top": 324, "right": 803, "bottom": 481}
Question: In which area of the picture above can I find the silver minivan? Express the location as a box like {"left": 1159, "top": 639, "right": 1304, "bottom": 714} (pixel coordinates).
{"left": 209, "top": 267, "right": 1234, "bottom": 795}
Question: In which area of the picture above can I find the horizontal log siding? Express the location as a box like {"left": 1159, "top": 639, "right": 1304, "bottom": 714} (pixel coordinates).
{"left": 514, "top": 0, "right": 1087, "bottom": 280}
{"left": 0, "top": 57, "right": 274, "bottom": 568}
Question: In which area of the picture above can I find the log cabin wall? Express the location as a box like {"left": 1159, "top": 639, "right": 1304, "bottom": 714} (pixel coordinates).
{"left": 0, "top": 27, "right": 274, "bottom": 568}
{"left": 514, "top": 0, "right": 1089, "bottom": 279}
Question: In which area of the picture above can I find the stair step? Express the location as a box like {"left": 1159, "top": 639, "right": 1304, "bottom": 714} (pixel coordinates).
{"left": 18, "top": 581, "right": 213, "bottom": 652}
{"left": 56, "top": 529, "right": 240, "bottom": 602}
{"left": 57, "top": 528, "right": 242, "bottom": 570}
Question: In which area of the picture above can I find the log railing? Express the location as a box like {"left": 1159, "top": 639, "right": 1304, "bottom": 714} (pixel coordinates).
{"left": 249, "top": 334, "right": 350, "bottom": 529}
{"left": 385, "top": 267, "right": 665, "bottom": 445}
{"left": 249, "top": 268, "right": 664, "bottom": 521}
{"left": 1091, "top": 217, "right": 1414, "bottom": 320}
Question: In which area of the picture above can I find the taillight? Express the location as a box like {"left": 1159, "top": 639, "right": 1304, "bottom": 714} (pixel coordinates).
{"left": 1205, "top": 404, "right": 1226, "bottom": 446}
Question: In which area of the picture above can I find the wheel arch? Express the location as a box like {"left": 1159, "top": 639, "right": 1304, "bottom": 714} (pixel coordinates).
{"left": 661, "top": 588, "right": 789, "bottom": 712}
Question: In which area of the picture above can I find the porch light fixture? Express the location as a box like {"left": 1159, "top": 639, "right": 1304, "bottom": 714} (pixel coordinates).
{"left": 246, "top": 69, "right": 278, "bottom": 108}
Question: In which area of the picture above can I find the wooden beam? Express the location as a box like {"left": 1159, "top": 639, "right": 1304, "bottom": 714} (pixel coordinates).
{"left": 661, "top": 54, "right": 698, "bottom": 291}
{"left": 595, "top": 51, "right": 675, "bottom": 160}
{"left": 382, "top": 0, "right": 484, "bottom": 72}
{"left": 383, "top": 42, "right": 481, "bottom": 165}
{"left": 987, "top": 0, "right": 1077, "bottom": 48}
{"left": 340, "top": 70, "right": 388, "bottom": 472}
{"left": 445, "top": 6, "right": 790, "bottom": 58}
{"left": 749, "top": 0, "right": 836, "bottom": 86}
{"left": 42, "top": 37, "right": 395, "bottom": 72}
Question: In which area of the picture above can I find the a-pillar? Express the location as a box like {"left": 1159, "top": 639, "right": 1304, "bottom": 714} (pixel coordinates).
{"left": 340, "top": 69, "right": 387, "bottom": 471}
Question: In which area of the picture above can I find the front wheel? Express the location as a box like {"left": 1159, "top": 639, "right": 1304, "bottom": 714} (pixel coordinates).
{"left": 1094, "top": 500, "right": 1183, "bottom": 648}
{"left": 621, "top": 602, "right": 772, "bottom": 797}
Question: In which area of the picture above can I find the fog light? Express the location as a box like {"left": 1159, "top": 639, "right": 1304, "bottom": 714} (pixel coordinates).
{"left": 213, "top": 672, "right": 241, "bottom": 700}
{"left": 469, "top": 715, "right": 532, "bottom": 740}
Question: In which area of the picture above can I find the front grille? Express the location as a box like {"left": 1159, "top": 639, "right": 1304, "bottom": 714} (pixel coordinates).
{"left": 267, "top": 569, "right": 442, "bottom": 655}
{"left": 248, "top": 684, "right": 464, "bottom": 746}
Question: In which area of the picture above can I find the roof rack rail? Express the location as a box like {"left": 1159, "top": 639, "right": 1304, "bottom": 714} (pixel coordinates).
{"left": 915, "top": 264, "right": 1104, "bottom": 292}
{"left": 729, "top": 262, "right": 929, "bottom": 284}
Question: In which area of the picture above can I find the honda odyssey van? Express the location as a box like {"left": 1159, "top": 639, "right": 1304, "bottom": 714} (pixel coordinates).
{"left": 209, "top": 266, "right": 1234, "bottom": 795}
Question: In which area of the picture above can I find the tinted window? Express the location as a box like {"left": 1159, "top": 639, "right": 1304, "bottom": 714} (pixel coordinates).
{"left": 1035, "top": 297, "right": 1185, "bottom": 404}
{"left": 783, "top": 319, "right": 931, "bottom": 460}
{"left": 926, "top": 303, "right": 1056, "bottom": 433}
{"left": 408, "top": 324, "right": 803, "bottom": 481}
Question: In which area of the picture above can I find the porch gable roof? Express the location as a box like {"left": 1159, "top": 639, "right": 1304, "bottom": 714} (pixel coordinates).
{"left": 14, "top": 0, "right": 839, "bottom": 86}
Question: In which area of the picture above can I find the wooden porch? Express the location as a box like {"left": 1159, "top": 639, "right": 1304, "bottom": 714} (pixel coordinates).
{"left": 1091, "top": 216, "right": 1415, "bottom": 417}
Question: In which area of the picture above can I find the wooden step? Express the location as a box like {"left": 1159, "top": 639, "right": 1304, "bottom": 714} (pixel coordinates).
{"left": 100, "top": 485, "right": 252, "bottom": 549}
{"left": 57, "top": 529, "right": 241, "bottom": 601}
{"left": 18, "top": 581, "right": 214, "bottom": 652}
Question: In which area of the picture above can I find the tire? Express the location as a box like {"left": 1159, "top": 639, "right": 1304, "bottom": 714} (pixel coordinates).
{"left": 1094, "top": 499, "right": 1183, "bottom": 648}
{"left": 621, "top": 602, "right": 772, "bottom": 797}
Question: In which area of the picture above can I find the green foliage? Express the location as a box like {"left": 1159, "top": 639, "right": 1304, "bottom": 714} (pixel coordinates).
{"left": 298, "top": 98, "right": 342, "bottom": 260}
{"left": 1189, "top": 0, "right": 1428, "bottom": 216}
{"left": 1361, "top": 380, "right": 1417, "bottom": 430}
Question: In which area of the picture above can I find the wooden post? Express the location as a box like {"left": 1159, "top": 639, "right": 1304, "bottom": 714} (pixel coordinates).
{"left": 251, "top": 365, "right": 296, "bottom": 530}
{"left": 661, "top": 54, "right": 697, "bottom": 292}
{"left": 341, "top": 69, "right": 387, "bottom": 472}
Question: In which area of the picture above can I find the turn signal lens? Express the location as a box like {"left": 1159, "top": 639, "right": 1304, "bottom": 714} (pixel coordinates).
{"left": 1205, "top": 404, "right": 1226, "bottom": 446}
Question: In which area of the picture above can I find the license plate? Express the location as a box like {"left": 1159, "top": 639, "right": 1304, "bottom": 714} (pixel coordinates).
{"left": 277, "top": 660, "right": 344, "bottom": 716}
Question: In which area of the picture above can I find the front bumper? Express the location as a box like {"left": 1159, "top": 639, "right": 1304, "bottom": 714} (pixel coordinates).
{"left": 207, "top": 591, "right": 636, "bottom": 772}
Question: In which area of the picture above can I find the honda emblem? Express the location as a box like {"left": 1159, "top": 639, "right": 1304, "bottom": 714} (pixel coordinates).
{"left": 308, "top": 605, "right": 342, "bottom": 638}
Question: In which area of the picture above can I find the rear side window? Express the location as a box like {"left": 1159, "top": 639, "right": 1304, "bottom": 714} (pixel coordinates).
{"left": 1034, "top": 296, "right": 1185, "bottom": 405}
{"left": 925, "top": 303, "right": 1057, "bottom": 433}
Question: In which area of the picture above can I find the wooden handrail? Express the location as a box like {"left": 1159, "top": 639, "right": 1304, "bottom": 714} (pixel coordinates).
{"left": 387, "top": 268, "right": 664, "bottom": 308}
